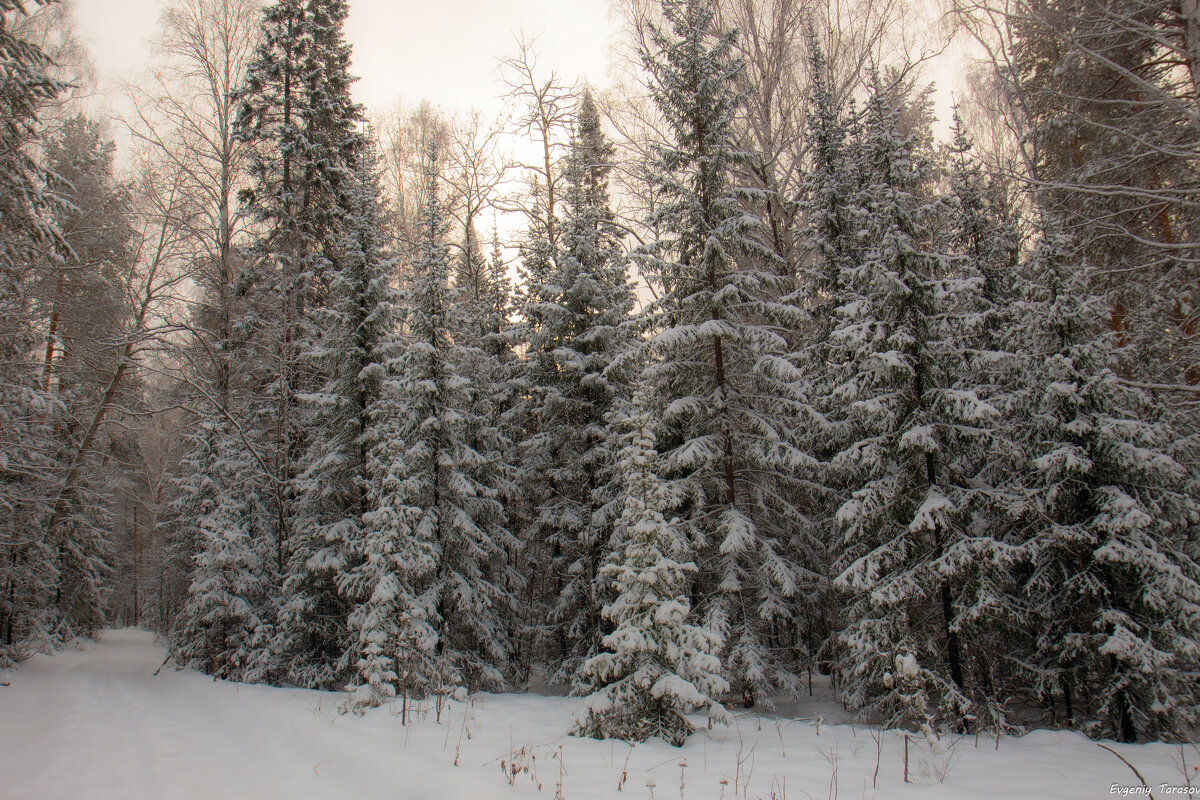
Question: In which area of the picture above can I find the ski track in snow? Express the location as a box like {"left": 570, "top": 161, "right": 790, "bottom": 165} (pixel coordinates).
{"left": 0, "top": 629, "right": 1193, "bottom": 799}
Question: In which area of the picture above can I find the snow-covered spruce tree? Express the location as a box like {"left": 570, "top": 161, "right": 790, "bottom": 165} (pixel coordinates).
{"left": 171, "top": 418, "right": 275, "bottom": 682}
{"left": 385, "top": 146, "right": 516, "bottom": 694}
{"left": 0, "top": 383, "right": 60, "bottom": 670}
{"left": 44, "top": 480, "right": 112, "bottom": 648}
{"left": 0, "top": 1, "right": 64, "bottom": 272}
{"left": 1009, "top": 222, "right": 1200, "bottom": 743}
{"left": 508, "top": 173, "right": 559, "bottom": 679}
{"left": 233, "top": 0, "right": 366, "bottom": 686}
{"left": 228, "top": 0, "right": 312, "bottom": 682}
{"left": 894, "top": 111, "right": 1039, "bottom": 733}
{"left": 788, "top": 39, "right": 863, "bottom": 672}
{"left": 575, "top": 394, "right": 728, "bottom": 746}
{"left": 943, "top": 111, "right": 1020, "bottom": 332}
{"left": 828, "top": 74, "right": 1002, "bottom": 734}
{"left": 521, "top": 90, "right": 638, "bottom": 689}
{"left": 796, "top": 40, "right": 859, "bottom": 366}
{"left": 479, "top": 228, "right": 523, "bottom": 442}
{"left": 465, "top": 222, "right": 523, "bottom": 643}
{"left": 637, "top": 0, "right": 812, "bottom": 705}
{"left": 513, "top": 175, "right": 558, "bottom": 383}
{"left": 296, "top": 132, "right": 397, "bottom": 691}
{"left": 342, "top": 404, "right": 438, "bottom": 710}
{"left": 0, "top": 0, "right": 73, "bottom": 669}
{"left": 929, "top": 113, "right": 1028, "bottom": 733}
{"left": 0, "top": 369, "right": 60, "bottom": 670}
{"left": 165, "top": 423, "right": 220, "bottom": 665}
{"left": 479, "top": 225, "right": 517, "bottom": 370}
{"left": 448, "top": 209, "right": 522, "bottom": 690}
{"left": 452, "top": 220, "right": 490, "bottom": 358}
{"left": 40, "top": 114, "right": 138, "bottom": 649}
{"left": 475, "top": 226, "right": 529, "bottom": 687}
{"left": 446, "top": 219, "right": 520, "bottom": 695}
{"left": 340, "top": 284, "right": 433, "bottom": 709}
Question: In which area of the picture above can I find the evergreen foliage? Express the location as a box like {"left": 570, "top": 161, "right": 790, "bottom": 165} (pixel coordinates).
{"left": 1009, "top": 223, "right": 1200, "bottom": 742}
{"left": 172, "top": 418, "right": 274, "bottom": 682}
{"left": 521, "top": 91, "right": 638, "bottom": 689}
{"left": 297, "top": 134, "right": 398, "bottom": 690}
{"left": 4, "top": 0, "right": 1195, "bottom": 754}
{"left": 827, "top": 74, "right": 1000, "bottom": 732}
{"left": 637, "top": 0, "right": 813, "bottom": 706}
{"left": 0, "top": 0, "right": 69, "bottom": 668}
{"left": 231, "top": 0, "right": 368, "bottom": 687}
{"left": 383, "top": 146, "right": 515, "bottom": 694}
{"left": 576, "top": 395, "right": 728, "bottom": 746}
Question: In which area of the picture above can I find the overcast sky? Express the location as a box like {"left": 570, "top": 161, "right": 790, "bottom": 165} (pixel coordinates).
{"left": 72, "top": 0, "right": 622, "bottom": 120}
{"left": 63, "top": 0, "right": 960, "bottom": 281}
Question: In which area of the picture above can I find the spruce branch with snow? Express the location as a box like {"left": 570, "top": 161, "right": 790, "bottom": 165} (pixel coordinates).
{"left": 575, "top": 394, "right": 728, "bottom": 747}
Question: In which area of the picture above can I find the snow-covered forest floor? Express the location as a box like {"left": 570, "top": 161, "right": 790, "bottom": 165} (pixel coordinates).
{"left": 1, "top": 630, "right": 1195, "bottom": 800}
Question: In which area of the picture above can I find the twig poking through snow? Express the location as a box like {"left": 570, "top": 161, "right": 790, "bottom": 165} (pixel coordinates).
{"left": 554, "top": 745, "right": 566, "bottom": 800}
{"left": 1172, "top": 743, "right": 1199, "bottom": 788}
{"left": 1098, "top": 744, "right": 1155, "bottom": 800}
{"left": 617, "top": 745, "right": 632, "bottom": 792}
{"left": 453, "top": 702, "right": 471, "bottom": 767}
{"left": 869, "top": 727, "right": 882, "bottom": 789}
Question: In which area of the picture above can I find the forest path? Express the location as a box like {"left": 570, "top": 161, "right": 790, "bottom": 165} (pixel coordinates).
{"left": 0, "top": 629, "right": 504, "bottom": 799}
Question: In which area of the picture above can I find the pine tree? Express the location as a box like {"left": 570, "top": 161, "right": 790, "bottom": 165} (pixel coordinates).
{"left": 637, "top": 0, "right": 812, "bottom": 705}
{"left": 575, "top": 394, "right": 728, "bottom": 746}
{"left": 521, "top": 91, "right": 638, "bottom": 689}
{"left": 1009, "top": 222, "right": 1200, "bottom": 742}
{"left": 828, "top": 74, "right": 1000, "bottom": 733}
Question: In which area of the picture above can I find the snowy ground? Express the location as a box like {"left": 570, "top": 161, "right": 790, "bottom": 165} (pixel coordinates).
{"left": 1, "top": 630, "right": 1196, "bottom": 799}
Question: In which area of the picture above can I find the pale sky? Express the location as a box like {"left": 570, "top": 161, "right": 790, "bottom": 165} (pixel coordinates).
{"left": 64, "top": 0, "right": 963, "bottom": 290}
{"left": 71, "top": 0, "right": 622, "bottom": 124}
{"left": 68, "top": 0, "right": 965, "bottom": 149}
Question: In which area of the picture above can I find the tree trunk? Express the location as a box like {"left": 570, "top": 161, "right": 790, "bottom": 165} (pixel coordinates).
{"left": 925, "top": 450, "right": 967, "bottom": 727}
{"left": 132, "top": 503, "right": 140, "bottom": 627}
{"left": 1182, "top": 0, "right": 1200, "bottom": 138}
{"left": 42, "top": 270, "right": 66, "bottom": 391}
{"left": 543, "top": 131, "right": 555, "bottom": 249}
